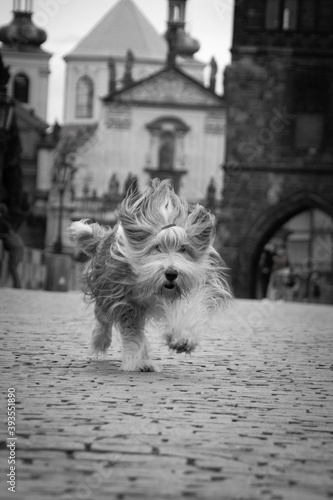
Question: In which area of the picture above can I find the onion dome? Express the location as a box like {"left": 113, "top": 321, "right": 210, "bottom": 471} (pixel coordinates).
{"left": 176, "top": 30, "right": 200, "bottom": 58}
{"left": 0, "top": 11, "right": 47, "bottom": 48}
{"left": 165, "top": 0, "right": 200, "bottom": 63}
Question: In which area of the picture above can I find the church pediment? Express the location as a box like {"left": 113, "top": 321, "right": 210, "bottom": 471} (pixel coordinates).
{"left": 110, "top": 69, "right": 223, "bottom": 107}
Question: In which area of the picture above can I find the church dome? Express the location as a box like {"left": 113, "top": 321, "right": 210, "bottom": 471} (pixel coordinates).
{"left": 176, "top": 30, "right": 200, "bottom": 58}
{"left": 0, "top": 11, "right": 47, "bottom": 48}
{"left": 165, "top": 0, "right": 200, "bottom": 61}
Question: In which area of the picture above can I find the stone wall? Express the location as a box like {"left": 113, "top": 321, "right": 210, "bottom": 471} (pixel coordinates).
{"left": 220, "top": 42, "right": 333, "bottom": 298}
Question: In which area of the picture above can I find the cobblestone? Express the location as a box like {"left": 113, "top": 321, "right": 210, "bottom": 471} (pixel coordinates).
{"left": 0, "top": 289, "right": 332, "bottom": 500}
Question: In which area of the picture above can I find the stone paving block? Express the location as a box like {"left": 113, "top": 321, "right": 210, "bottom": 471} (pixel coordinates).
{"left": 0, "top": 290, "right": 333, "bottom": 500}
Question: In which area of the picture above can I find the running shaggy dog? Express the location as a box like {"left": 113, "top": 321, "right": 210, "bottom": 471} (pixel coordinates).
{"left": 69, "top": 178, "right": 231, "bottom": 372}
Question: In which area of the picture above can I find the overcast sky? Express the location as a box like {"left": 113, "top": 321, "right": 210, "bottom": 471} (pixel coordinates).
{"left": 0, "top": 0, "right": 234, "bottom": 124}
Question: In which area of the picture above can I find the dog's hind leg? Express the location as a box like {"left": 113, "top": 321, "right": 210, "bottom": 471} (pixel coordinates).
{"left": 90, "top": 307, "right": 112, "bottom": 357}
{"left": 119, "top": 312, "right": 160, "bottom": 372}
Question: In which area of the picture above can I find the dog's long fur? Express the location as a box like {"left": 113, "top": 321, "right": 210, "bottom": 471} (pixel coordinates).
{"left": 69, "top": 178, "right": 231, "bottom": 372}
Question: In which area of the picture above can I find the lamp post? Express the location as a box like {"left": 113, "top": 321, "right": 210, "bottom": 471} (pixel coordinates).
{"left": 45, "top": 150, "right": 75, "bottom": 292}
{"left": 0, "top": 52, "right": 14, "bottom": 203}
{"left": 52, "top": 153, "right": 75, "bottom": 254}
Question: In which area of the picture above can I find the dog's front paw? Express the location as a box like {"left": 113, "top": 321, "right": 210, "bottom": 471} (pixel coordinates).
{"left": 121, "top": 359, "right": 161, "bottom": 373}
{"left": 165, "top": 331, "right": 198, "bottom": 354}
{"left": 138, "top": 362, "right": 161, "bottom": 373}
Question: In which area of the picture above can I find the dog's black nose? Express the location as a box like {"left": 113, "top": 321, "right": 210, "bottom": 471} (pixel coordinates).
{"left": 165, "top": 269, "right": 178, "bottom": 282}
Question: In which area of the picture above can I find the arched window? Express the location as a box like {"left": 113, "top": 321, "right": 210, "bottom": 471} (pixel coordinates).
{"left": 169, "top": 2, "right": 185, "bottom": 23}
{"left": 294, "top": 68, "right": 327, "bottom": 151}
{"left": 265, "top": 0, "right": 298, "bottom": 30}
{"left": 173, "top": 5, "right": 180, "bottom": 21}
{"left": 75, "top": 76, "right": 94, "bottom": 118}
{"left": 159, "top": 131, "right": 175, "bottom": 170}
{"left": 13, "top": 73, "right": 29, "bottom": 103}
{"left": 264, "top": 0, "right": 333, "bottom": 31}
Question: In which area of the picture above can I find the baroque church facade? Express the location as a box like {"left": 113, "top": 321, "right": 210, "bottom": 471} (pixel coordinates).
{"left": 54, "top": 0, "right": 226, "bottom": 251}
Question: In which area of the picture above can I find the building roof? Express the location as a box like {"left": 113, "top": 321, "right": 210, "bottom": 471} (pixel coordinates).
{"left": 103, "top": 65, "right": 224, "bottom": 108}
{"left": 67, "top": 0, "right": 167, "bottom": 61}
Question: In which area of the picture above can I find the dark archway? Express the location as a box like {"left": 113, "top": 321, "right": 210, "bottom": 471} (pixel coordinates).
{"left": 244, "top": 192, "right": 333, "bottom": 299}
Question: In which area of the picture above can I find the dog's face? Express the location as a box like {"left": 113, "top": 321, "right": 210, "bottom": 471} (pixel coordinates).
{"left": 116, "top": 179, "right": 216, "bottom": 301}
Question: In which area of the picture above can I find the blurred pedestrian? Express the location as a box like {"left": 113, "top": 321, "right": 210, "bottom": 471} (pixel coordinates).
{"left": 0, "top": 204, "right": 24, "bottom": 288}
{"left": 259, "top": 243, "right": 276, "bottom": 298}
{"left": 267, "top": 245, "right": 291, "bottom": 300}
{"left": 310, "top": 271, "right": 321, "bottom": 303}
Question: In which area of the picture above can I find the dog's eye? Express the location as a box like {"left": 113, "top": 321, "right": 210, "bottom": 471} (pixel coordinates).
{"left": 178, "top": 245, "right": 187, "bottom": 253}
{"left": 155, "top": 245, "right": 161, "bottom": 252}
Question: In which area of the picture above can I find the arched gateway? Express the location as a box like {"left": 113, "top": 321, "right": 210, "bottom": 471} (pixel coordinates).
{"left": 247, "top": 194, "right": 333, "bottom": 301}
{"left": 220, "top": 188, "right": 333, "bottom": 301}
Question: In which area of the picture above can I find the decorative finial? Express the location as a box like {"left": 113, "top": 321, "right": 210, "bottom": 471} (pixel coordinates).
{"left": 209, "top": 57, "right": 218, "bottom": 92}
{"left": 108, "top": 58, "right": 116, "bottom": 94}
{"left": 206, "top": 177, "right": 216, "bottom": 211}
{"left": 122, "top": 50, "right": 135, "bottom": 87}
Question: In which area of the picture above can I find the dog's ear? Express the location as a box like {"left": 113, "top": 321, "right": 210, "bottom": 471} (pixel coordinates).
{"left": 186, "top": 205, "right": 215, "bottom": 253}
{"left": 118, "top": 206, "right": 153, "bottom": 247}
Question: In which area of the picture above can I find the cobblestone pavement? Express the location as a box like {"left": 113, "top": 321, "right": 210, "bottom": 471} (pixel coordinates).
{"left": 0, "top": 289, "right": 332, "bottom": 500}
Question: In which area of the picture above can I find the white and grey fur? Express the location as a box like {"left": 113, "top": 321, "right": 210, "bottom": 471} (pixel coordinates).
{"left": 69, "top": 178, "right": 231, "bottom": 372}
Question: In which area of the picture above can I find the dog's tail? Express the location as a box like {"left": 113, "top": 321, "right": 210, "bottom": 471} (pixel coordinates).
{"left": 68, "top": 219, "right": 107, "bottom": 256}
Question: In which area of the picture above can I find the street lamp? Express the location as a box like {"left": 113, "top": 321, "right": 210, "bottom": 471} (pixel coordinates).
{"left": 0, "top": 92, "right": 13, "bottom": 132}
{"left": 52, "top": 154, "right": 75, "bottom": 254}
{"left": 0, "top": 53, "right": 13, "bottom": 130}
{"left": 0, "top": 52, "right": 14, "bottom": 203}
{"left": 0, "top": 87, "right": 13, "bottom": 201}
{"left": 51, "top": 127, "right": 89, "bottom": 255}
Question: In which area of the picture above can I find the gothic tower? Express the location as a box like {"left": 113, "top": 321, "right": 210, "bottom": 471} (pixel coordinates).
{"left": 220, "top": 0, "right": 333, "bottom": 301}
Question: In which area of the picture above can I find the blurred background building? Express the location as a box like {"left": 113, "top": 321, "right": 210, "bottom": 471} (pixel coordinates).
{"left": 53, "top": 0, "right": 225, "bottom": 254}
{"left": 220, "top": 0, "right": 333, "bottom": 303}
{"left": 0, "top": 0, "right": 58, "bottom": 251}
{"left": 0, "top": 0, "right": 332, "bottom": 302}
{"left": 63, "top": 0, "right": 205, "bottom": 123}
